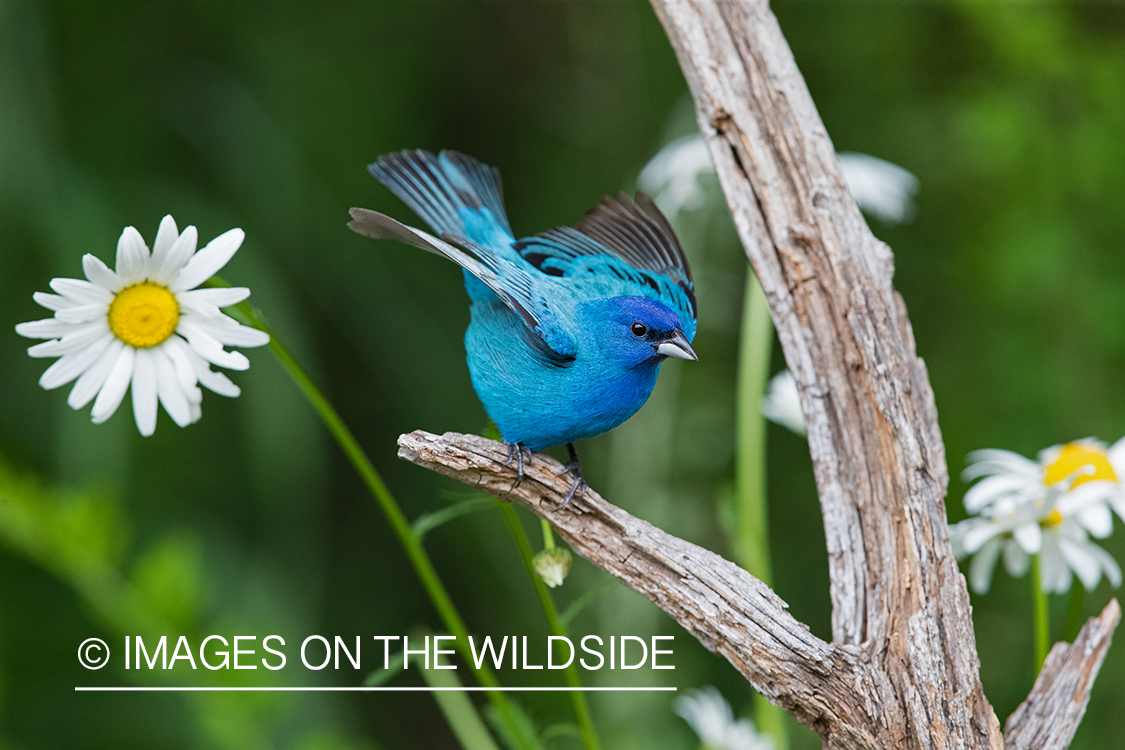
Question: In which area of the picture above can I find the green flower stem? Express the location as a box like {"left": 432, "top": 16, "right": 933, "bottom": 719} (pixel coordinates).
{"left": 735, "top": 273, "right": 775, "bottom": 581}
{"left": 1032, "top": 555, "right": 1050, "bottom": 671}
{"left": 734, "top": 272, "right": 788, "bottom": 749}
{"left": 499, "top": 504, "right": 602, "bottom": 750}
{"left": 415, "top": 628, "right": 504, "bottom": 750}
{"left": 1060, "top": 584, "right": 1087, "bottom": 643}
{"left": 226, "top": 295, "right": 528, "bottom": 747}
{"left": 541, "top": 518, "right": 556, "bottom": 551}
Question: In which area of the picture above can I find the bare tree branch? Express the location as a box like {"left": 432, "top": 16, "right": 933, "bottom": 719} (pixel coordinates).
{"left": 399, "top": 431, "right": 1120, "bottom": 750}
{"left": 1003, "top": 599, "right": 1120, "bottom": 749}
{"left": 647, "top": 0, "right": 998, "bottom": 744}
{"left": 395, "top": 0, "right": 1117, "bottom": 747}
{"left": 398, "top": 430, "right": 877, "bottom": 745}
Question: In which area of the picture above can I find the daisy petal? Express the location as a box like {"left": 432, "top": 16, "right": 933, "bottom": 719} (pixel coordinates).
{"left": 91, "top": 346, "right": 136, "bottom": 424}
{"left": 27, "top": 321, "right": 110, "bottom": 358}
{"left": 1109, "top": 436, "right": 1125, "bottom": 473}
{"left": 1076, "top": 503, "right": 1113, "bottom": 539}
{"left": 170, "top": 228, "right": 244, "bottom": 292}
{"left": 149, "top": 215, "right": 179, "bottom": 270}
{"left": 49, "top": 277, "right": 114, "bottom": 305}
{"left": 32, "top": 291, "right": 76, "bottom": 311}
{"left": 962, "top": 520, "right": 1002, "bottom": 555}
{"left": 175, "top": 295, "right": 223, "bottom": 320}
{"left": 1002, "top": 538, "right": 1029, "bottom": 577}
{"left": 177, "top": 286, "right": 251, "bottom": 308}
{"left": 1058, "top": 538, "right": 1103, "bottom": 591}
{"left": 152, "top": 348, "right": 193, "bottom": 427}
{"left": 174, "top": 337, "right": 240, "bottom": 397}
{"left": 1039, "top": 536, "right": 1072, "bottom": 594}
{"left": 963, "top": 449, "right": 1041, "bottom": 481}
{"left": 16, "top": 317, "right": 80, "bottom": 340}
{"left": 1088, "top": 544, "right": 1123, "bottom": 588}
{"left": 1059, "top": 480, "right": 1116, "bottom": 512}
{"left": 208, "top": 322, "right": 269, "bottom": 348}
{"left": 178, "top": 318, "right": 250, "bottom": 370}
{"left": 38, "top": 333, "right": 114, "bottom": 390}
{"left": 963, "top": 473, "right": 1038, "bottom": 513}
{"left": 969, "top": 537, "right": 1003, "bottom": 594}
{"left": 56, "top": 304, "right": 110, "bottom": 324}
{"left": 68, "top": 339, "right": 126, "bottom": 410}
{"left": 152, "top": 225, "right": 198, "bottom": 285}
{"left": 161, "top": 337, "right": 203, "bottom": 400}
{"left": 194, "top": 362, "right": 240, "bottom": 398}
{"left": 1012, "top": 522, "right": 1042, "bottom": 554}
{"left": 82, "top": 254, "right": 122, "bottom": 292}
{"left": 131, "top": 349, "right": 158, "bottom": 436}
{"left": 115, "top": 226, "right": 151, "bottom": 284}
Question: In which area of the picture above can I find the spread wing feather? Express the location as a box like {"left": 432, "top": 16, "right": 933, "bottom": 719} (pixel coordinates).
{"left": 515, "top": 191, "right": 696, "bottom": 330}
{"left": 353, "top": 152, "right": 696, "bottom": 359}
{"left": 348, "top": 208, "right": 576, "bottom": 361}
{"left": 367, "top": 150, "right": 513, "bottom": 239}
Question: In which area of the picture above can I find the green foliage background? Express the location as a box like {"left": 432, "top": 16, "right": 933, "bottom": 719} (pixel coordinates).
{"left": 2, "top": 1, "right": 1124, "bottom": 748}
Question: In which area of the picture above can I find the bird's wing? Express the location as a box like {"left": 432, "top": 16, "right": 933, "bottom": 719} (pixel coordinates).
{"left": 367, "top": 150, "right": 514, "bottom": 248}
{"left": 514, "top": 192, "right": 697, "bottom": 335}
{"left": 348, "top": 208, "right": 577, "bottom": 361}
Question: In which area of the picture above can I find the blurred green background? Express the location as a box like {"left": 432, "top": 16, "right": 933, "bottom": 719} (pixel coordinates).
{"left": 2, "top": 0, "right": 1125, "bottom": 748}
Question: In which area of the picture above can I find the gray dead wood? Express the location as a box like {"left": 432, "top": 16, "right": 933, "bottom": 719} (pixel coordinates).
{"left": 395, "top": 0, "right": 1117, "bottom": 747}
{"left": 398, "top": 433, "right": 1118, "bottom": 750}
{"left": 1003, "top": 599, "right": 1120, "bottom": 749}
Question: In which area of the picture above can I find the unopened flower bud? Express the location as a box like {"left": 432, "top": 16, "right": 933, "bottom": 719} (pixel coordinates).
{"left": 533, "top": 548, "right": 572, "bottom": 588}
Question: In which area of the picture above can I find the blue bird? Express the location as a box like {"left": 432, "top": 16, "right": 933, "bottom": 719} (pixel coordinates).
{"left": 348, "top": 150, "right": 697, "bottom": 507}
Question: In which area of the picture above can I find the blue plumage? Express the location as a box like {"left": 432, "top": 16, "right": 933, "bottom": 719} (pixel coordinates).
{"left": 349, "top": 150, "right": 697, "bottom": 501}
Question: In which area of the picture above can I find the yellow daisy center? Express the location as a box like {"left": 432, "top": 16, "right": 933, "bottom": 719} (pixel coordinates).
{"left": 1043, "top": 509, "right": 1064, "bottom": 528}
{"left": 107, "top": 282, "right": 180, "bottom": 348}
{"left": 1043, "top": 442, "right": 1117, "bottom": 489}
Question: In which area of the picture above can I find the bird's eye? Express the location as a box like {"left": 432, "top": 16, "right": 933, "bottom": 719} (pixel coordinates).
{"left": 630, "top": 322, "right": 648, "bottom": 338}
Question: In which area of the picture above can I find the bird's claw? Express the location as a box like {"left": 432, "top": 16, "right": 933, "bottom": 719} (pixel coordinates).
{"left": 556, "top": 443, "right": 586, "bottom": 510}
{"left": 502, "top": 442, "right": 532, "bottom": 494}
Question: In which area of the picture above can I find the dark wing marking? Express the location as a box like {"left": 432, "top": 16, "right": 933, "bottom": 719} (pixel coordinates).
{"left": 577, "top": 192, "right": 691, "bottom": 284}
{"left": 516, "top": 191, "right": 696, "bottom": 319}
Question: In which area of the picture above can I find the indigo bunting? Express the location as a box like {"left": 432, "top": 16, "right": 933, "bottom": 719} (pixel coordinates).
{"left": 349, "top": 150, "right": 697, "bottom": 506}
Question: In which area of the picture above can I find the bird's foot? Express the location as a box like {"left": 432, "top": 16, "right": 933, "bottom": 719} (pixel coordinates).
{"left": 556, "top": 443, "right": 586, "bottom": 510}
{"left": 502, "top": 442, "right": 532, "bottom": 494}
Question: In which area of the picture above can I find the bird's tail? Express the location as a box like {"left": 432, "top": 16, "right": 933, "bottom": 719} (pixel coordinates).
{"left": 367, "top": 150, "right": 514, "bottom": 248}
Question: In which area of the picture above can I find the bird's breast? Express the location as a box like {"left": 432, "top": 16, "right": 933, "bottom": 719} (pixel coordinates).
{"left": 462, "top": 302, "right": 661, "bottom": 450}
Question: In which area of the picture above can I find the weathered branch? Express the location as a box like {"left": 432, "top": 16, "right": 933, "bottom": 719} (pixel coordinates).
{"left": 1003, "top": 599, "right": 1120, "bottom": 749}
{"left": 399, "top": 430, "right": 877, "bottom": 744}
{"left": 400, "top": 432, "right": 1120, "bottom": 750}
{"left": 395, "top": 0, "right": 1116, "bottom": 746}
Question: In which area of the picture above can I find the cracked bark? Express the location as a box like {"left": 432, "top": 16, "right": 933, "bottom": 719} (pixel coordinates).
{"left": 397, "top": 0, "right": 1116, "bottom": 747}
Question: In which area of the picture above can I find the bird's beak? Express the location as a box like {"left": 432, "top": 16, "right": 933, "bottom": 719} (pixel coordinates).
{"left": 655, "top": 330, "right": 698, "bottom": 361}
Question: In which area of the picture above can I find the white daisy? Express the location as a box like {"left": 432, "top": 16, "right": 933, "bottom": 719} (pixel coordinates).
{"left": 673, "top": 686, "right": 772, "bottom": 750}
{"left": 760, "top": 370, "right": 806, "bottom": 436}
{"left": 638, "top": 134, "right": 715, "bottom": 217}
{"left": 950, "top": 494, "right": 1050, "bottom": 595}
{"left": 836, "top": 152, "right": 920, "bottom": 225}
{"left": 16, "top": 215, "right": 269, "bottom": 436}
{"left": 951, "top": 440, "right": 1125, "bottom": 594}
{"left": 962, "top": 440, "right": 1124, "bottom": 537}
{"left": 640, "top": 135, "right": 919, "bottom": 227}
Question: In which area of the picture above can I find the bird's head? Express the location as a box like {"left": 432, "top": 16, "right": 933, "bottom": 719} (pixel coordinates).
{"left": 580, "top": 296, "right": 697, "bottom": 368}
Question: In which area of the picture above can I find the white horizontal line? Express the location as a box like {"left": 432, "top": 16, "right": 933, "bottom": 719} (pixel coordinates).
{"left": 75, "top": 686, "right": 677, "bottom": 692}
